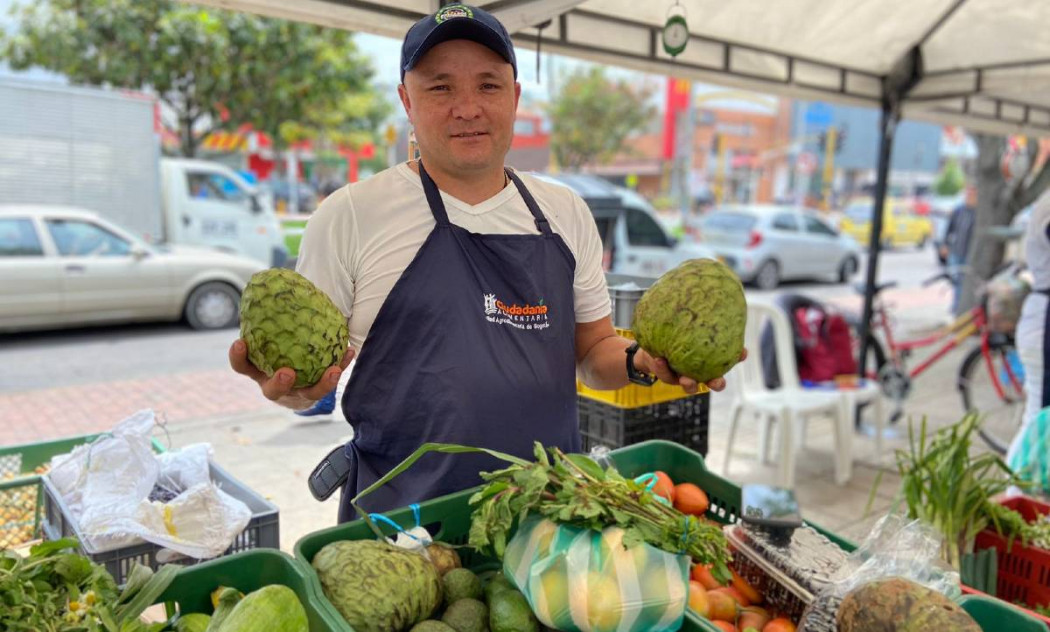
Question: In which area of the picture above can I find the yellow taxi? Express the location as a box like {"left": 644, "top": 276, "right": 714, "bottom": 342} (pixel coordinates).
{"left": 839, "top": 197, "right": 933, "bottom": 248}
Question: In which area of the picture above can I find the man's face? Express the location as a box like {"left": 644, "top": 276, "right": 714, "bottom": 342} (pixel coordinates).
{"left": 399, "top": 39, "right": 520, "bottom": 176}
{"left": 966, "top": 186, "right": 978, "bottom": 206}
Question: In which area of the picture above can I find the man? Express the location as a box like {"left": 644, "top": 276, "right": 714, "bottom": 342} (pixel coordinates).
{"left": 940, "top": 184, "right": 977, "bottom": 314}
{"left": 229, "top": 4, "right": 737, "bottom": 519}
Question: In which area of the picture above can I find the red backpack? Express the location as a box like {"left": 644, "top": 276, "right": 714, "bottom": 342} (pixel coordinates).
{"left": 793, "top": 306, "right": 857, "bottom": 383}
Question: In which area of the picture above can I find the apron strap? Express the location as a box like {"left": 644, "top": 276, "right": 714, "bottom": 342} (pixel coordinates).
{"left": 417, "top": 161, "right": 451, "bottom": 227}
{"left": 507, "top": 169, "right": 553, "bottom": 236}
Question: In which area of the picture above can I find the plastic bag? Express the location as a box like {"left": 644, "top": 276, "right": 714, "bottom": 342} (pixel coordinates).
{"left": 984, "top": 265, "right": 1031, "bottom": 334}
{"left": 1008, "top": 406, "right": 1050, "bottom": 494}
{"left": 503, "top": 515, "right": 690, "bottom": 632}
{"left": 798, "top": 513, "right": 962, "bottom": 632}
{"left": 45, "top": 409, "right": 252, "bottom": 560}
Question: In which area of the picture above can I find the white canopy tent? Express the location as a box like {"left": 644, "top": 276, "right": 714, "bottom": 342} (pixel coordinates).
{"left": 188, "top": 0, "right": 1050, "bottom": 368}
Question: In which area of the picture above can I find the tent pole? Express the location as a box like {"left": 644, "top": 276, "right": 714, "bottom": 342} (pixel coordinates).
{"left": 856, "top": 101, "right": 899, "bottom": 388}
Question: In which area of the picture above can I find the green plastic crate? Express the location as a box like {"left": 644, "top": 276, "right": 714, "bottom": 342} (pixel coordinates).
{"left": 295, "top": 440, "right": 854, "bottom": 632}
{"left": 154, "top": 548, "right": 346, "bottom": 632}
{"left": 0, "top": 433, "right": 167, "bottom": 549}
{"left": 958, "top": 594, "right": 1048, "bottom": 632}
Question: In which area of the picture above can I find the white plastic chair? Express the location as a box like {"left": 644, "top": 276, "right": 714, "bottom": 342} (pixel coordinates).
{"left": 722, "top": 300, "right": 885, "bottom": 487}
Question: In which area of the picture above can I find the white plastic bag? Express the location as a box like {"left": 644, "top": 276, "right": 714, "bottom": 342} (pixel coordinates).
{"left": 45, "top": 409, "right": 252, "bottom": 560}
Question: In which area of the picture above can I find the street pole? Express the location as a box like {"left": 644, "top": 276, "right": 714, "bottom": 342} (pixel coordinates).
{"left": 821, "top": 127, "right": 838, "bottom": 211}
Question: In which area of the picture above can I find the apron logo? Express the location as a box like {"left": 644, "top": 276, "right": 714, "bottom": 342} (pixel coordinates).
{"left": 435, "top": 5, "right": 473, "bottom": 23}
{"left": 483, "top": 293, "right": 551, "bottom": 331}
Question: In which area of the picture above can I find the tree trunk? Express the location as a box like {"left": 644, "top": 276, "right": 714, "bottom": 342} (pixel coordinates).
{"left": 180, "top": 116, "right": 197, "bottom": 158}
{"left": 957, "top": 135, "right": 1009, "bottom": 313}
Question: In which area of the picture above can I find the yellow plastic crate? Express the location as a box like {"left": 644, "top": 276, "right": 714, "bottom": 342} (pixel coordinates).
{"left": 576, "top": 329, "right": 709, "bottom": 408}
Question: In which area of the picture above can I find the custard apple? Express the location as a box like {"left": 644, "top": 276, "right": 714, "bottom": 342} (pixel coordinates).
{"left": 313, "top": 540, "right": 443, "bottom": 632}
{"left": 631, "top": 259, "right": 746, "bottom": 383}
{"left": 239, "top": 268, "right": 349, "bottom": 388}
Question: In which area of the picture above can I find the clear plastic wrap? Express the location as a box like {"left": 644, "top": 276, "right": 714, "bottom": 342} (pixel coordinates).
{"left": 798, "top": 513, "right": 962, "bottom": 632}
{"left": 503, "top": 515, "right": 690, "bottom": 632}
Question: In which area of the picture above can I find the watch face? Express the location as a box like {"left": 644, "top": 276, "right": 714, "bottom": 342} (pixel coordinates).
{"left": 663, "top": 16, "right": 689, "bottom": 54}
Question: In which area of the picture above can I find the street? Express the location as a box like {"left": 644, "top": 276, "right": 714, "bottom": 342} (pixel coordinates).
{"left": 0, "top": 246, "right": 951, "bottom": 548}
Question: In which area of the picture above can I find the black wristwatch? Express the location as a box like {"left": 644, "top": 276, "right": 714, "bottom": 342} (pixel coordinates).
{"left": 625, "top": 342, "right": 657, "bottom": 386}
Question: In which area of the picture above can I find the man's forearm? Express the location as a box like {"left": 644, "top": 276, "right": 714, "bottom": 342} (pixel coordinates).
{"left": 577, "top": 335, "right": 634, "bottom": 390}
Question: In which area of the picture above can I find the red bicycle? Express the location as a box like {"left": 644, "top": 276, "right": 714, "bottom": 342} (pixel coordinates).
{"left": 853, "top": 268, "right": 1025, "bottom": 454}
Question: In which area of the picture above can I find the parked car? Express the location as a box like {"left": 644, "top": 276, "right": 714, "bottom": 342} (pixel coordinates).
{"left": 530, "top": 172, "right": 715, "bottom": 277}
{"left": 0, "top": 206, "right": 265, "bottom": 333}
{"left": 839, "top": 197, "right": 933, "bottom": 249}
{"left": 697, "top": 205, "right": 862, "bottom": 290}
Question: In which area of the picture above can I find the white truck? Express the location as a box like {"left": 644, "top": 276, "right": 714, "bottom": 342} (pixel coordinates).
{"left": 0, "top": 79, "right": 288, "bottom": 267}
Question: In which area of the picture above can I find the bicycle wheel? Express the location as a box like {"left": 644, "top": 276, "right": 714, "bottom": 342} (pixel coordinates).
{"left": 958, "top": 341, "right": 1025, "bottom": 455}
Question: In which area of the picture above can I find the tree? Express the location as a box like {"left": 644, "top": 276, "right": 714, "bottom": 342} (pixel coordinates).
{"left": 546, "top": 67, "right": 655, "bottom": 170}
{"left": 934, "top": 158, "right": 966, "bottom": 196}
{"left": 957, "top": 135, "right": 1050, "bottom": 313}
{"left": 0, "top": 0, "right": 389, "bottom": 158}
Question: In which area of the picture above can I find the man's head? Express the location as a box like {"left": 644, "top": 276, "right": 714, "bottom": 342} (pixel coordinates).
{"left": 965, "top": 183, "right": 978, "bottom": 206}
{"left": 398, "top": 4, "right": 520, "bottom": 177}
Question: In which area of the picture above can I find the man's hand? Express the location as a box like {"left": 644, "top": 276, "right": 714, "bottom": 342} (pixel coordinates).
{"left": 229, "top": 339, "right": 355, "bottom": 408}
{"left": 634, "top": 347, "right": 748, "bottom": 394}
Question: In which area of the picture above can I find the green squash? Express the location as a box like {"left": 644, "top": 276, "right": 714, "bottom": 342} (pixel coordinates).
{"left": 213, "top": 585, "right": 308, "bottom": 632}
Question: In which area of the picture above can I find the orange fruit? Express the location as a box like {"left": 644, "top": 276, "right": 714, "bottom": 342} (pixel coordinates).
{"left": 711, "top": 622, "right": 737, "bottom": 632}
{"left": 713, "top": 586, "right": 750, "bottom": 608}
{"left": 731, "top": 568, "right": 762, "bottom": 605}
{"left": 691, "top": 563, "right": 726, "bottom": 590}
{"left": 688, "top": 580, "right": 710, "bottom": 617}
{"left": 707, "top": 589, "right": 738, "bottom": 622}
{"left": 763, "top": 618, "right": 797, "bottom": 632}
{"left": 674, "top": 482, "right": 710, "bottom": 516}
{"left": 652, "top": 471, "right": 675, "bottom": 502}
{"left": 738, "top": 607, "right": 771, "bottom": 631}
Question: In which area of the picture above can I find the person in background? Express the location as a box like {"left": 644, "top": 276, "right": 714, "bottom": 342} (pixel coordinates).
{"left": 940, "top": 184, "right": 978, "bottom": 314}
{"left": 1008, "top": 190, "right": 1050, "bottom": 465}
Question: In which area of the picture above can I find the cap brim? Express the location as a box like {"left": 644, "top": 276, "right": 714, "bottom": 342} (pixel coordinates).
{"left": 403, "top": 19, "right": 516, "bottom": 78}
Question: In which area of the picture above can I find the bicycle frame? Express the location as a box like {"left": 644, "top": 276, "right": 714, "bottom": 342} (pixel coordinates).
{"left": 871, "top": 302, "right": 983, "bottom": 380}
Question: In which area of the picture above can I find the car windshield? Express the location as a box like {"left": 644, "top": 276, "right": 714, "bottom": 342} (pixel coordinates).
{"left": 703, "top": 211, "right": 756, "bottom": 232}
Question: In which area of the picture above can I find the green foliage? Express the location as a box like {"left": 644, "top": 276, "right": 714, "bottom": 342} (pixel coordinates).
{"left": 546, "top": 67, "right": 656, "bottom": 170}
{"left": 0, "top": 0, "right": 390, "bottom": 157}
{"left": 934, "top": 158, "right": 966, "bottom": 196}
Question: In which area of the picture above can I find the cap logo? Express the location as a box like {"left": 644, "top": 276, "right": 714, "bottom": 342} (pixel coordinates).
{"left": 435, "top": 4, "right": 473, "bottom": 23}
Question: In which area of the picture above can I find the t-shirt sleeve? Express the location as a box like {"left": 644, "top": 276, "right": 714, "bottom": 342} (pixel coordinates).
{"left": 294, "top": 187, "right": 357, "bottom": 320}
{"left": 569, "top": 193, "right": 612, "bottom": 323}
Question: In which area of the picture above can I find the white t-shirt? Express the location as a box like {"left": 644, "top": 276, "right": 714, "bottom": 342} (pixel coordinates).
{"left": 296, "top": 162, "right": 611, "bottom": 350}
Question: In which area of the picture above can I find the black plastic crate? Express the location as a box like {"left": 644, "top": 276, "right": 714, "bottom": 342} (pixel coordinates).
{"left": 42, "top": 461, "right": 279, "bottom": 585}
{"left": 577, "top": 393, "right": 709, "bottom": 455}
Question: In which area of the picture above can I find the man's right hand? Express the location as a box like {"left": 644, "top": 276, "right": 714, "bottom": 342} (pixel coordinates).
{"left": 229, "top": 339, "right": 356, "bottom": 408}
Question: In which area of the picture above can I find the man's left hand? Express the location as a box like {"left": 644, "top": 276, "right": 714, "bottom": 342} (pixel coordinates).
{"left": 635, "top": 348, "right": 748, "bottom": 393}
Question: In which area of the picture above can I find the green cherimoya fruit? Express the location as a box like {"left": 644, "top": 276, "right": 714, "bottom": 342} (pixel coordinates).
{"left": 631, "top": 259, "right": 746, "bottom": 384}
{"left": 240, "top": 268, "right": 349, "bottom": 388}
{"left": 442, "top": 598, "right": 489, "bottom": 632}
{"left": 444, "top": 568, "right": 483, "bottom": 604}
{"left": 484, "top": 574, "right": 514, "bottom": 603}
{"left": 211, "top": 584, "right": 308, "bottom": 632}
{"left": 836, "top": 578, "right": 981, "bottom": 632}
{"left": 488, "top": 588, "right": 538, "bottom": 632}
{"left": 410, "top": 622, "right": 457, "bottom": 632}
{"left": 313, "top": 540, "right": 442, "bottom": 632}
{"left": 174, "top": 613, "right": 210, "bottom": 632}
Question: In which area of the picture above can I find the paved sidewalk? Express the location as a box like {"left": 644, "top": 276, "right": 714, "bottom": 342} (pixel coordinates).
{"left": 0, "top": 370, "right": 272, "bottom": 445}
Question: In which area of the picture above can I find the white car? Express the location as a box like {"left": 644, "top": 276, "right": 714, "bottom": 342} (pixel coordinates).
{"left": 698, "top": 205, "right": 862, "bottom": 290}
{"left": 0, "top": 206, "right": 265, "bottom": 332}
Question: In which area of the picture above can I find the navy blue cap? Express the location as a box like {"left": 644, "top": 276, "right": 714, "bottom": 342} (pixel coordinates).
{"left": 400, "top": 4, "right": 517, "bottom": 82}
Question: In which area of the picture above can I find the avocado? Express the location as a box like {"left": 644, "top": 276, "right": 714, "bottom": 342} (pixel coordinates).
{"left": 483, "top": 573, "right": 514, "bottom": 602}
{"left": 489, "top": 589, "right": 539, "bottom": 632}
{"left": 444, "top": 568, "right": 484, "bottom": 604}
{"left": 441, "top": 598, "right": 489, "bottom": 632}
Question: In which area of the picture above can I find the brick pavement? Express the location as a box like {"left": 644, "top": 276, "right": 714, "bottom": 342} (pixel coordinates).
{"left": 0, "top": 369, "right": 272, "bottom": 445}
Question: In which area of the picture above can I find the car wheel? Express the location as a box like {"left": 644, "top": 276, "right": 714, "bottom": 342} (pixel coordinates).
{"left": 185, "top": 282, "right": 240, "bottom": 330}
{"left": 754, "top": 260, "right": 780, "bottom": 290}
{"left": 838, "top": 257, "right": 859, "bottom": 283}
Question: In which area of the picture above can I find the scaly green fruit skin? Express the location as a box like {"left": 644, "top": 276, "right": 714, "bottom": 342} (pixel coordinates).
{"left": 631, "top": 259, "right": 746, "bottom": 384}
{"left": 313, "top": 540, "right": 443, "bottom": 632}
{"left": 240, "top": 268, "right": 349, "bottom": 388}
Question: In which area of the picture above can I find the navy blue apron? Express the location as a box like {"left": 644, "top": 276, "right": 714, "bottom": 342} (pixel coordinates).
{"left": 337, "top": 161, "right": 581, "bottom": 520}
